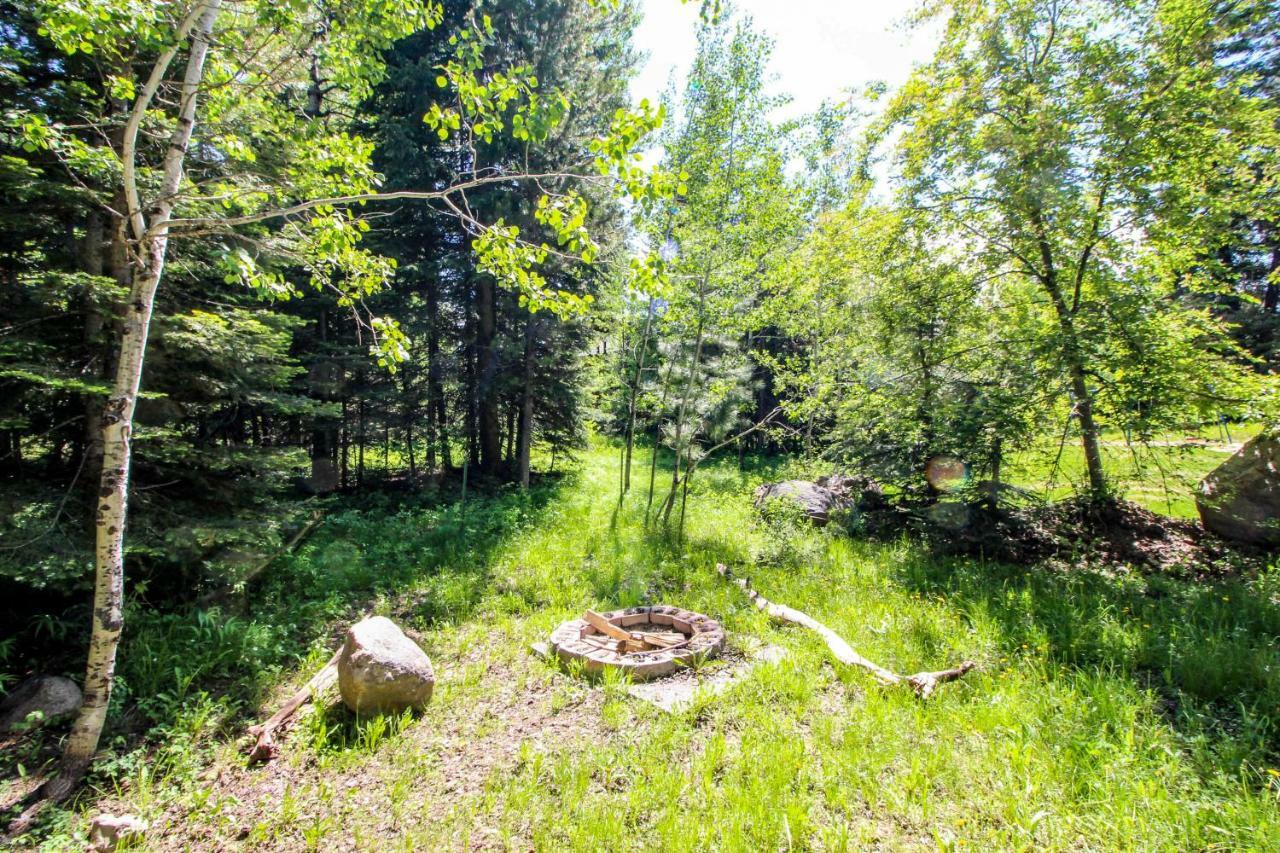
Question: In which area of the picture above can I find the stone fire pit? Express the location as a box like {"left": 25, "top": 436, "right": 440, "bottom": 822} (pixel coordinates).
{"left": 548, "top": 605, "right": 726, "bottom": 681}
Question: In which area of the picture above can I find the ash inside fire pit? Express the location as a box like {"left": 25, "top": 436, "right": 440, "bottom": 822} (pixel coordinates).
{"left": 548, "top": 605, "right": 726, "bottom": 681}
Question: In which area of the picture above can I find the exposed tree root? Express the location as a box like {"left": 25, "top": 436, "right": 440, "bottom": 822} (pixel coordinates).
{"left": 4, "top": 750, "right": 90, "bottom": 840}
{"left": 715, "top": 563, "right": 975, "bottom": 698}
{"left": 246, "top": 649, "right": 340, "bottom": 764}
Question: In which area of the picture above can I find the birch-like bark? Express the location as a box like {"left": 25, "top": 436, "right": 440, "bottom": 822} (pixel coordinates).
{"left": 661, "top": 296, "right": 704, "bottom": 526}
{"left": 49, "top": 0, "right": 222, "bottom": 799}
{"left": 644, "top": 350, "right": 677, "bottom": 526}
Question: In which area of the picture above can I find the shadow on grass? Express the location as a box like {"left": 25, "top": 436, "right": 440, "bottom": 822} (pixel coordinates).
{"left": 894, "top": 551, "right": 1280, "bottom": 770}
{"left": 0, "top": 473, "right": 575, "bottom": 800}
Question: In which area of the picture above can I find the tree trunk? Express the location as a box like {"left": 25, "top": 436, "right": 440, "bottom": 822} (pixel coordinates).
{"left": 465, "top": 291, "right": 479, "bottom": 471}
{"left": 1264, "top": 246, "right": 1278, "bottom": 313}
{"left": 517, "top": 315, "right": 536, "bottom": 488}
{"left": 476, "top": 276, "right": 501, "bottom": 475}
{"left": 79, "top": 211, "right": 108, "bottom": 477}
{"left": 987, "top": 434, "right": 1003, "bottom": 510}
{"left": 1068, "top": 364, "right": 1106, "bottom": 496}
{"left": 663, "top": 290, "right": 706, "bottom": 526}
{"left": 1034, "top": 228, "right": 1108, "bottom": 499}
{"left": 406, "top": 422, "right": 416, "bottom": 481}
{"left": 425, "top": 284, "right": 442, "bottom": 472}
{"left": 43, "top": 0, "right": 223, "bottom": 803}
{"left": 623, "top": 297, "right": 655, "bottom": 494}
{"left": 308, "top": 312, "right": 340, "bottom": 493}
{"left": 356, "top": 396, "right": 366, "bottom": 489}
{"left": 645, "top": 353, "right": 678, "bottom": 525}
{"left": 437, "top": 385, "right": 452, "bottom": 472}
{"left": 340, "top": 400, "right": 350, "bottom": 489}
{"left": 1, "top": 430, "right": 22, "bottom": 475}
{"left": 54, "top": 243, "right": 165, "bottom": 798}
{"left": 505, "top": 406, "right": 516, "bottom": 467}
{"left": 401, "top": 365, "right": 416, "bottom": 483}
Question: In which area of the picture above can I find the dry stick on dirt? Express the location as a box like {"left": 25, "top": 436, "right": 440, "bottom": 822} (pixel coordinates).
{"left": 246, "top": 649, "right": 341, "bottom": 764}
{"left": 715, "top": 564, "right": 976, "bottom": 698}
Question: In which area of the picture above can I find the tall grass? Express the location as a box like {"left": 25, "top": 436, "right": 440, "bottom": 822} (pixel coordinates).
{"left": 10, "top": 441, "right": 1279, "bottom": 850}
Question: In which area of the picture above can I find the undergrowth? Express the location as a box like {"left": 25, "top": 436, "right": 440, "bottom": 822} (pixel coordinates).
{"left": 3, "top": 442, "right": 1278, "bottom": 850}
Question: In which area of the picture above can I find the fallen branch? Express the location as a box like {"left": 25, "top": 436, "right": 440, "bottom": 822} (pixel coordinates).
{"left": 246, "top": 649, "right": 340, "bottom": 764}
{"left": 198, "top": 510, "right": 325, "bottom": 608}
{"left": 715, "top": 563, "right": 975, "bottom": 698}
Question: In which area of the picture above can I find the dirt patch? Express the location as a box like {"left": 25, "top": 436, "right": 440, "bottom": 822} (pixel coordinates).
{"left": 859, "top": 497, "right": 1270, "bottom": 575}
{"left": 131, "top": 648, "right": 610, "bottom": 850}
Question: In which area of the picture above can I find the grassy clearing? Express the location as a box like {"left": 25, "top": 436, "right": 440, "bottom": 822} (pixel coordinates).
{"left": 6, "top": 441, "right": 1280, "bottom": 850}
{"left": 1006, "top": 423, "right": 1263, "bottom": 517}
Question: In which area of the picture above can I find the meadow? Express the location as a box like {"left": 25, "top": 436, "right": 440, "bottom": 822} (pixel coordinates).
{"left": 5, "top": 441, "right": 1279, "bottom": 850}
{"left": 1006, "top": 423, "right": 1265, "bottom": 518}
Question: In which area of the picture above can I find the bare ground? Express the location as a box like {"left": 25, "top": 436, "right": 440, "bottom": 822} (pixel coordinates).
{"left": 88, "top": 637, "right": 615, "bottom": 851}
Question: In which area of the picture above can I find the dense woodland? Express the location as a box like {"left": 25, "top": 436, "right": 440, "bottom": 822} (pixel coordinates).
{"left": 1, "top": 0, "right": 1279, "bottom": 846}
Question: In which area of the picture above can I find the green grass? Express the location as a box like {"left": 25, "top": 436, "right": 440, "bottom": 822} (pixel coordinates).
{"left": 6, "top": 441, "right": 1280, "bottom": 850}
{"left": 1006, "top": 423, "right": 1264, "bottom": 517}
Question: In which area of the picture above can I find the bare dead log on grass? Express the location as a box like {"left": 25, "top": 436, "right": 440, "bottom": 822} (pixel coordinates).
{"left": 715, "top": 563, "right": 975, "bottom": 698}
{"left": 246, "top": 649, "right": 340, "bottom": 764}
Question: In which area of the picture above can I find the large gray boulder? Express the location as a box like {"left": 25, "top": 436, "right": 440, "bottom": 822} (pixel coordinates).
{"left": 755, "top": 477, "right": 857, "bottom": 526}
{"left": 1197, "top": 429, "right": 1280, "bottom": 548}
{"left": 0, "top": 675, "right": 82, "bottom": 732}
{"left": 337, "top": 616, "right": 434, "bottom": 715}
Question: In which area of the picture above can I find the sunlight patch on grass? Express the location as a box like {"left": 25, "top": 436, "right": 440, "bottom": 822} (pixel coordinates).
{"left": 1007, "top": 423, "right": 1264, "bottom": 517}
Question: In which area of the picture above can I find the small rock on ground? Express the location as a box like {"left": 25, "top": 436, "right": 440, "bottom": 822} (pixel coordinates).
{"left": 88, "top": 813, "right": 147, "bottom": 851}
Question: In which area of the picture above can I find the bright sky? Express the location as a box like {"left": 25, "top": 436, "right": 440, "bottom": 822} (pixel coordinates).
{"left": 629, "top": 0, "right": 942, "bottom": 120}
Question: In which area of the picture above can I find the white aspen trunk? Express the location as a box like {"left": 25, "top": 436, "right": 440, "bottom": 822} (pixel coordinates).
{"left": 52, "top": 245, "right": 166, "bottom": 794}
{"left": 623, "top": 297, "right": 655, "bottom": 494}
{"left": 662, "top": 291, "right": 705, "bottom": 526}
{"left": 47, "top": 0, "right": 222, "bottom": 799}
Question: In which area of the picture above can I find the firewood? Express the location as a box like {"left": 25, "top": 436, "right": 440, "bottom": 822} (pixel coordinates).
{"left": 583, "top": 609, "right": 632, "bottom": 641}
{"left": 631, "top": 630, "right": 682, "bottom": 648}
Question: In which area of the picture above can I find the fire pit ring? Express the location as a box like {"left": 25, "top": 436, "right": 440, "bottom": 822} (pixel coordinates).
{"left": 549, "top": 605, "right": 726, "bottom": 681}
